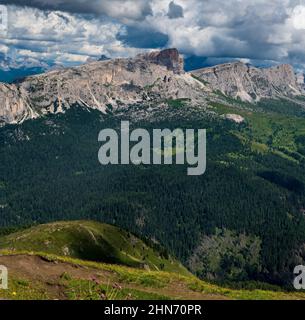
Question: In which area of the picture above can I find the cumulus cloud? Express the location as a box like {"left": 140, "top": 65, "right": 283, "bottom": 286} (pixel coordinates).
{"left": 145, "top": 0, "right": 305, "bottom": 67}
{"left": 0, "top": 5, "right": 144, "bottom": 66}
{"left": 1, "top": 0, "right": 305, "bottom": 70}
{"left": 291, "top": 5, "right": 305, "bottom": 30}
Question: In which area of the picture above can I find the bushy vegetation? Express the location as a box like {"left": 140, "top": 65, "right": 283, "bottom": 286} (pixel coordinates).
{"left": 188, "top": 229, "right": 262, "bottom": 281}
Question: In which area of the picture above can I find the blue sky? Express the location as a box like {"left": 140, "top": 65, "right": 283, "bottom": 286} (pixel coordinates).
{"left": 1, "top": 0, "right": 305, "bottom": 71}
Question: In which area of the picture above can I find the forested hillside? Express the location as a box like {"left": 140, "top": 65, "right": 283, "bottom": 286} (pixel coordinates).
{"left": 1, "top": 99, "right": 305, "bottom": 286}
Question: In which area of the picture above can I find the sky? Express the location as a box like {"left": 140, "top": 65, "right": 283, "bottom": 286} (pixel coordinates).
{"left": 1, "top": 0, "right": 305, "bottom": 71}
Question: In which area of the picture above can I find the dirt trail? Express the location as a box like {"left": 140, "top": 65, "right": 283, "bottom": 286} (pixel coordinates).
{"left": 0, "top": 254, "right": 227, "bottom": 300}
{"left": 0, "top": 254, "right": 112, "bottom": 282}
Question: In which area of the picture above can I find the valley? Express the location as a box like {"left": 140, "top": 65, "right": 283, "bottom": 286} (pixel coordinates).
{"left": 1, "top": 49, "right": 305, "bottom": 292}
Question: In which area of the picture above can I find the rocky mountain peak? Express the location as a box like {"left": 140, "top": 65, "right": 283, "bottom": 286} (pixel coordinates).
{"left": 0, "top": 48, "right": 203, "bottom": 125}
{"left": 191, "top": 61, "right": 304, "bottom": 102}
{"left": 1, "top": 48, "right": 305, "bottom": 126}
{"left": 139, "top": 48, "right": 184, "bottom": 74}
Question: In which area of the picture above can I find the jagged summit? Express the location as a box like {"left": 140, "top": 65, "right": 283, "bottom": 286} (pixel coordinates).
{"left": 0, "top": 48, "right": 202, "bottom": 124}
{"left": 138, "top": 48, "right": 184, "bottom": 74}
{"left": 1, "top": 48, "right": 305, "bottom": 125}
{"left": 192, "top": 61, "right": 304, "bottom": 102}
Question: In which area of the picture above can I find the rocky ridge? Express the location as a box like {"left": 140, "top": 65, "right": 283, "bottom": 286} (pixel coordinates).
{"left": 0, "top": 48, "right": 205, "bottom": 124}
{"left": 192, "top": 61, "right": 305, "bottom": 102}
{"left": 1, "top": 48, "right": 305, "bottom": 124}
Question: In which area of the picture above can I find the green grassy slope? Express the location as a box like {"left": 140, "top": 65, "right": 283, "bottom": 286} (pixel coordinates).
{"left": 0, "top": 221, "right": 188, "bottom": 275}
{"left": 0, "top": 252, "right": 305, "bottom": 300}
{"left": 1, "top": 221, "right": 305, "bottom": 300}
{"left": 211, "top": 100, "right": 305, "bottom": 156}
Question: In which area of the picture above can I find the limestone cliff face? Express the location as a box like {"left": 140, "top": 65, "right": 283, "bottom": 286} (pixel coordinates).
{"left": 192, "top": 62, "right": 304, "bottom": 102}
{"left": 297, "top": 73, "right": 305, "bottom": 90}
{"left": 0, "top": 83, "right": 39, "bottom": 124}
{"left": 1, "top": 48, "right": 305, "bottom": 125}
{"left": 0, "top": 49, "right": 202, "bottom": 124}
{"left": 140, "top": 48, "right": 184, "bottom": 74}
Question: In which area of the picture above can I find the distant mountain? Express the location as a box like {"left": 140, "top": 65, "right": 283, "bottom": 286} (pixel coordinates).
{"left": 0, "top": 48, "right": 205, "bottom": 124}
{"left": 192, "top": 61, "right": 305, "bottom": 102}
{"left": 1, "top": 48, "right": 305, "bottom": 125}
{"left": 3, "top": 50, "right": 305, "bottom": 286}
{"left": 184, "top": 55, "right": 281, "bottom": 72}
{"left": 0, "top": 54, "right": 61, "bottom": 83}
{"left": 0, "top": 66, "right": 47, "bottom": 83}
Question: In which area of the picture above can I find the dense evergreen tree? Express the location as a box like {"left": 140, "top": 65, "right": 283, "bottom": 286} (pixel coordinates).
{"left": 1, "top": 105, "right": 305, "bottom": 286}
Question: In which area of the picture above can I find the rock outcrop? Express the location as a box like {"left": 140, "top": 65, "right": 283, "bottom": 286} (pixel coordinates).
{"left": 1, "top": 47, "right": 305, "bottom": 125}
{"left": 191, "top": 61, "right": 304, "bottom": 102}
{"left": 140, "top": 48, "right": 184, "bottom": 74}
{"left": 0, "top": 49, "right": 202, "bottom": 124}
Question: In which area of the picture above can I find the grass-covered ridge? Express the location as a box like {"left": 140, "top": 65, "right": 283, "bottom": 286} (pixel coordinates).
{"left": 0, "top": 251, "right": 305, "bottom": 300}
{"left": 0, "top": 221, "right": 188, "bottom": 275}
{"left": 1, "top": 221, "right": 305, "bottom": 300}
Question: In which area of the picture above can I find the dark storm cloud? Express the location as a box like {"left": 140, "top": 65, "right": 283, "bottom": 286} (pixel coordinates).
{"left": 117, "top": 25, "right": 168, "bottom": 48}
{"left": 0, "top": 0, "right": 153, "bottom": 21}
{"left": 167, "top": 1, "right": 183, "bottom": 19}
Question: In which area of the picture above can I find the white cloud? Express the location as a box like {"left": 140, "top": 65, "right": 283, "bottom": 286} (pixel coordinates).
{"left": 143, "top": 0, "right": 305, "bottom": 65}
{"left": 0, "top": 5, "right": 133, "bottom": 65}
{"left": 291, "top": 5, "right": 305, "bottom": 30}
{"left": 0, "top": 43, "right": 9, "bottom": 54}
{"left": 2, "top": 1, "right": 305, "bottom": 69}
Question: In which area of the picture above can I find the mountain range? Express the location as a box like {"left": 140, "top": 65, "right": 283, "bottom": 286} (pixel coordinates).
{"left": 2, "top": 48, "right": 305, "bottom": 289}
{"left": 193, "top": 62, "right": 305, "bottom": 102}
{"left": 0, "top": 53, "right": 62, "bottom": 84}
{"left": 1, "top": 48, "right": 305, "bottom": 125}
